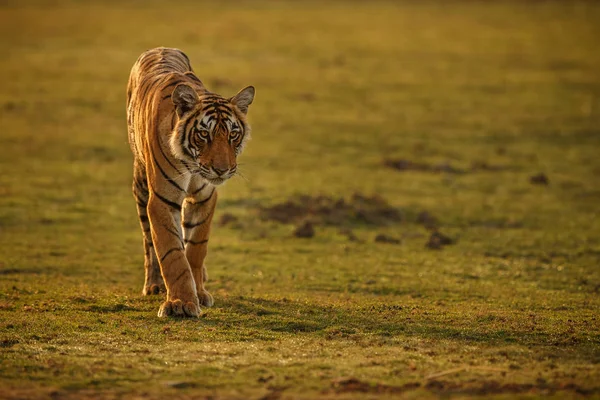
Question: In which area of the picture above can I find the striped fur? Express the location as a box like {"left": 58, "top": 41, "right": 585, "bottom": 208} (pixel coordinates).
{"left": 126, "top": 47, "right": 254, "bottom": 317}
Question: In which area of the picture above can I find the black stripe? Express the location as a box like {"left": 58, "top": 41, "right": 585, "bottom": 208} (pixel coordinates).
{"left": 164, "top": 224, "right": 185, "bottom": 248}
{"left": 163, "top": 80, "right": 179, "bottom": 91}
{"left": 160, "top": 247, "right": 181, "bottom": 263}
{"left": 139, "top": 83, "right": 152, "bottom": 105}
{"left": 133, "top": 177, "right": 148, "bottom": 194}
{"left": 198, "top": 188, "right": 215, "bottom": 204}
{"left": 153, "top": 191, "right": 182, "bottom": 212}
{"left": 179, "top": 50, "right": 191, "bottom": 69}
{"left": 164, "top": 225, "right": 180, "bottom": 238}
{"left": 217, "top": 107, "right": 233, "bottom": 116}
{"left": 201, "top": 96, "right": 221, "bottom": 104}
{"left": 134, "top": 197, "right": 147, "bottom": 209}
{"left": 170, "top": 112, "right": 177, "bottom": 130}
{"left": 183, "top": 215, "right": 209, "bottom": 229}
{"left": 184, "top": 239, "right": 208, "bottom": 246}
{"left": 185, "top": 71, "right": 202, "bottom": 83}
{"left": 182, "top": 161, "right": 195, "bottom": 173}
{"left": 182, "top": 145, "right": 195, "bottom": 160}
{"left": 173, "top": 269, "right": 187, "bottom": 283}
{"left": 139, "top": 214, "right": 149, "bottom": 223}
{"left": 152, "top": 151, "right": 185, "bottom": 192}
{"left": 186, "top": 187, "right": 215, "bottom": 206}
{"left": 184, "top": 115, "right": 196, "bottom": 133}
{"left": 192, "top": 183, "right": 207, "bottom": 196}
{"left": 157, "top": 133, "right": 183, "bottom": 174}
{"left": 239, "top": 119, "right": 247, "bottom": 133}
{"left": 181, "top": 116, "right": 196, "bottom": 157}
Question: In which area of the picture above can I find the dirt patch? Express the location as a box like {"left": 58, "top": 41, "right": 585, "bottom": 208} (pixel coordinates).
{"left": 425, "top": 379, "right": 599, "bottom": 396}
{"left": 416, "top": 211, "right": 438, "bottom": 229}
{"left": 530, "top": 173, "right": 549, "bottom": 185}
{"left": 332, "top": 377, "right": 599, "bottom": 396}
{"left": 425, "top": 230, "right": 455, "bottom": 249}
{"left": 469, "top": 218, "right": 522, "bottom": 229}
{"left": 1, "top": 339, "right": 19, "bottom": 348}
{"left": 294, "top": 221, "right": 315, "bottom": 238}
{"left": 164, "top": 381, "right": 198, "bottom": 389}
{"left": 0, "top": 268, "right": 42, "bottom": 275}
{"left": 219, "top": 213, "right": 239, "bottom": 226}
{"left": 425, "top": 379, "right": 535, "bottom": 395}
{"left": 331, "top": 377, "right": 420, "bottom": 394}
{"left": 384, "top": 159, "right": 465, "bottom": 174}
{"left": 470, "top": 161, "right": 513, "bottom": 172}
{"left": 258, "top": 386, "right": 287, "bottom": 400}
{"left": 384, "top": 159, "right": 514, "bottom": 174}
{"left": 339, "top": 228, "right": 360, "bottom": 242}
{"left": 374, "top": 234, "right": 401, "bottom": 244}
{"left": 259, "top": 193, "right": 401, "bottom": 227}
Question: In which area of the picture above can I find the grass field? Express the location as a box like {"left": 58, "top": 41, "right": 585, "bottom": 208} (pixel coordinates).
{"left": 1, "top": 1, "right": 600, "bottom": 399}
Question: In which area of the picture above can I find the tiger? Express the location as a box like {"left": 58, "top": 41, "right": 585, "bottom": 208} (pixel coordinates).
{"left": 126, "top": 47, "right": 254, "bottom": 317}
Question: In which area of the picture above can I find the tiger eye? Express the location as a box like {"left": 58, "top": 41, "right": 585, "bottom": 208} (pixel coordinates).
{"left": 196, "top": 128, "right": 209, "bottom": 139}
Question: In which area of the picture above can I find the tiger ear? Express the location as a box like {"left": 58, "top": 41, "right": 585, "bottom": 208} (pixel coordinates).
{"left": 230, "top": 86, "right": 255, "bottom": 114}
{"left": 172, "top": 83, "right": 199, "bottom": 117}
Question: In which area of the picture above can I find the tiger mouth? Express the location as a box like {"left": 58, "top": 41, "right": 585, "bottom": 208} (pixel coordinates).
{"left": 205, "top": 176, "right": 226, "bottom": 186}
{"left": 197, "top": 169, "right": 231, "bottom": 186}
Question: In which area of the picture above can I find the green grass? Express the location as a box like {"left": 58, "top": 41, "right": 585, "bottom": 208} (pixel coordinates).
{"left": 1, "top": 0, "right": 600, "bottom": 399}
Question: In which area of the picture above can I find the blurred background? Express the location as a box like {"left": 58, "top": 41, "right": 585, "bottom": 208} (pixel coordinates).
{"left": 1, "top": 0, "right": 599, "bottom": 251}
{"left": 1, "top": 1, "right": 600, "bottom": 397}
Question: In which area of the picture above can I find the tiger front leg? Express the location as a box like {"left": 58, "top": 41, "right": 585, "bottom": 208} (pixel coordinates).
{"left": 147, "top": 194, "right": 200, "bottom": 318}
{"left": 183, "top": 188, "right": 218, "bottom": 308}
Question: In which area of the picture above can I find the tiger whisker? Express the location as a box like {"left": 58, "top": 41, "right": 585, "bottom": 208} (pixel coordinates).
{"left": 234, "top": 169, "right": 249, "bottom": 182}
{"left": 180, "top": 163, "right": 199, "bottom": 172}
{"left": 170, "top": 169, "right": 193, "bottom": 181}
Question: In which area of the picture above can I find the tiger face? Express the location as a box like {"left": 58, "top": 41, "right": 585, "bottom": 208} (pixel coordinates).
{"left": 170, "top": 83, "right": 254, "bottom": 186}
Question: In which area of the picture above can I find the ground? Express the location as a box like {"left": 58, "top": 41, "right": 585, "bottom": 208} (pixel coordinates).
{"left": 1, "top": 1, "right": 599, "bottom": 399}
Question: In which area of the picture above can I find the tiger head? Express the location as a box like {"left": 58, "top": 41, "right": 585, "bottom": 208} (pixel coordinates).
{"left": 169, "top": 83, "right": 254, "bottom": 186}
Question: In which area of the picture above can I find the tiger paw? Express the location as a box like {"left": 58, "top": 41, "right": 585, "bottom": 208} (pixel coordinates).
{"left": 198, "top": 290, "right": 214, "bottom": 307}
{"left": 143, "top": 283, "right": 166, "bottom": 296}
{"left": 158, "top": 299, "right": 200, "bottom": 318}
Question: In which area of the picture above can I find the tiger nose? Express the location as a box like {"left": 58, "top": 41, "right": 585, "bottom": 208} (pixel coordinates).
{"left": 212, "top": 166, "right": 228, "bottom": 176}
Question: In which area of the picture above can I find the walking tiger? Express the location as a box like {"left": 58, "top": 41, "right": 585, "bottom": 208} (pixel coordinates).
{"left": 126, "top": 47, "right": 255, "bottom": 317}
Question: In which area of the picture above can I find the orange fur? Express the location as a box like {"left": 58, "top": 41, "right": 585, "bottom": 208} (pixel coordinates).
{"left": 126, "top": 48, "right": 254, "bottom": 317}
